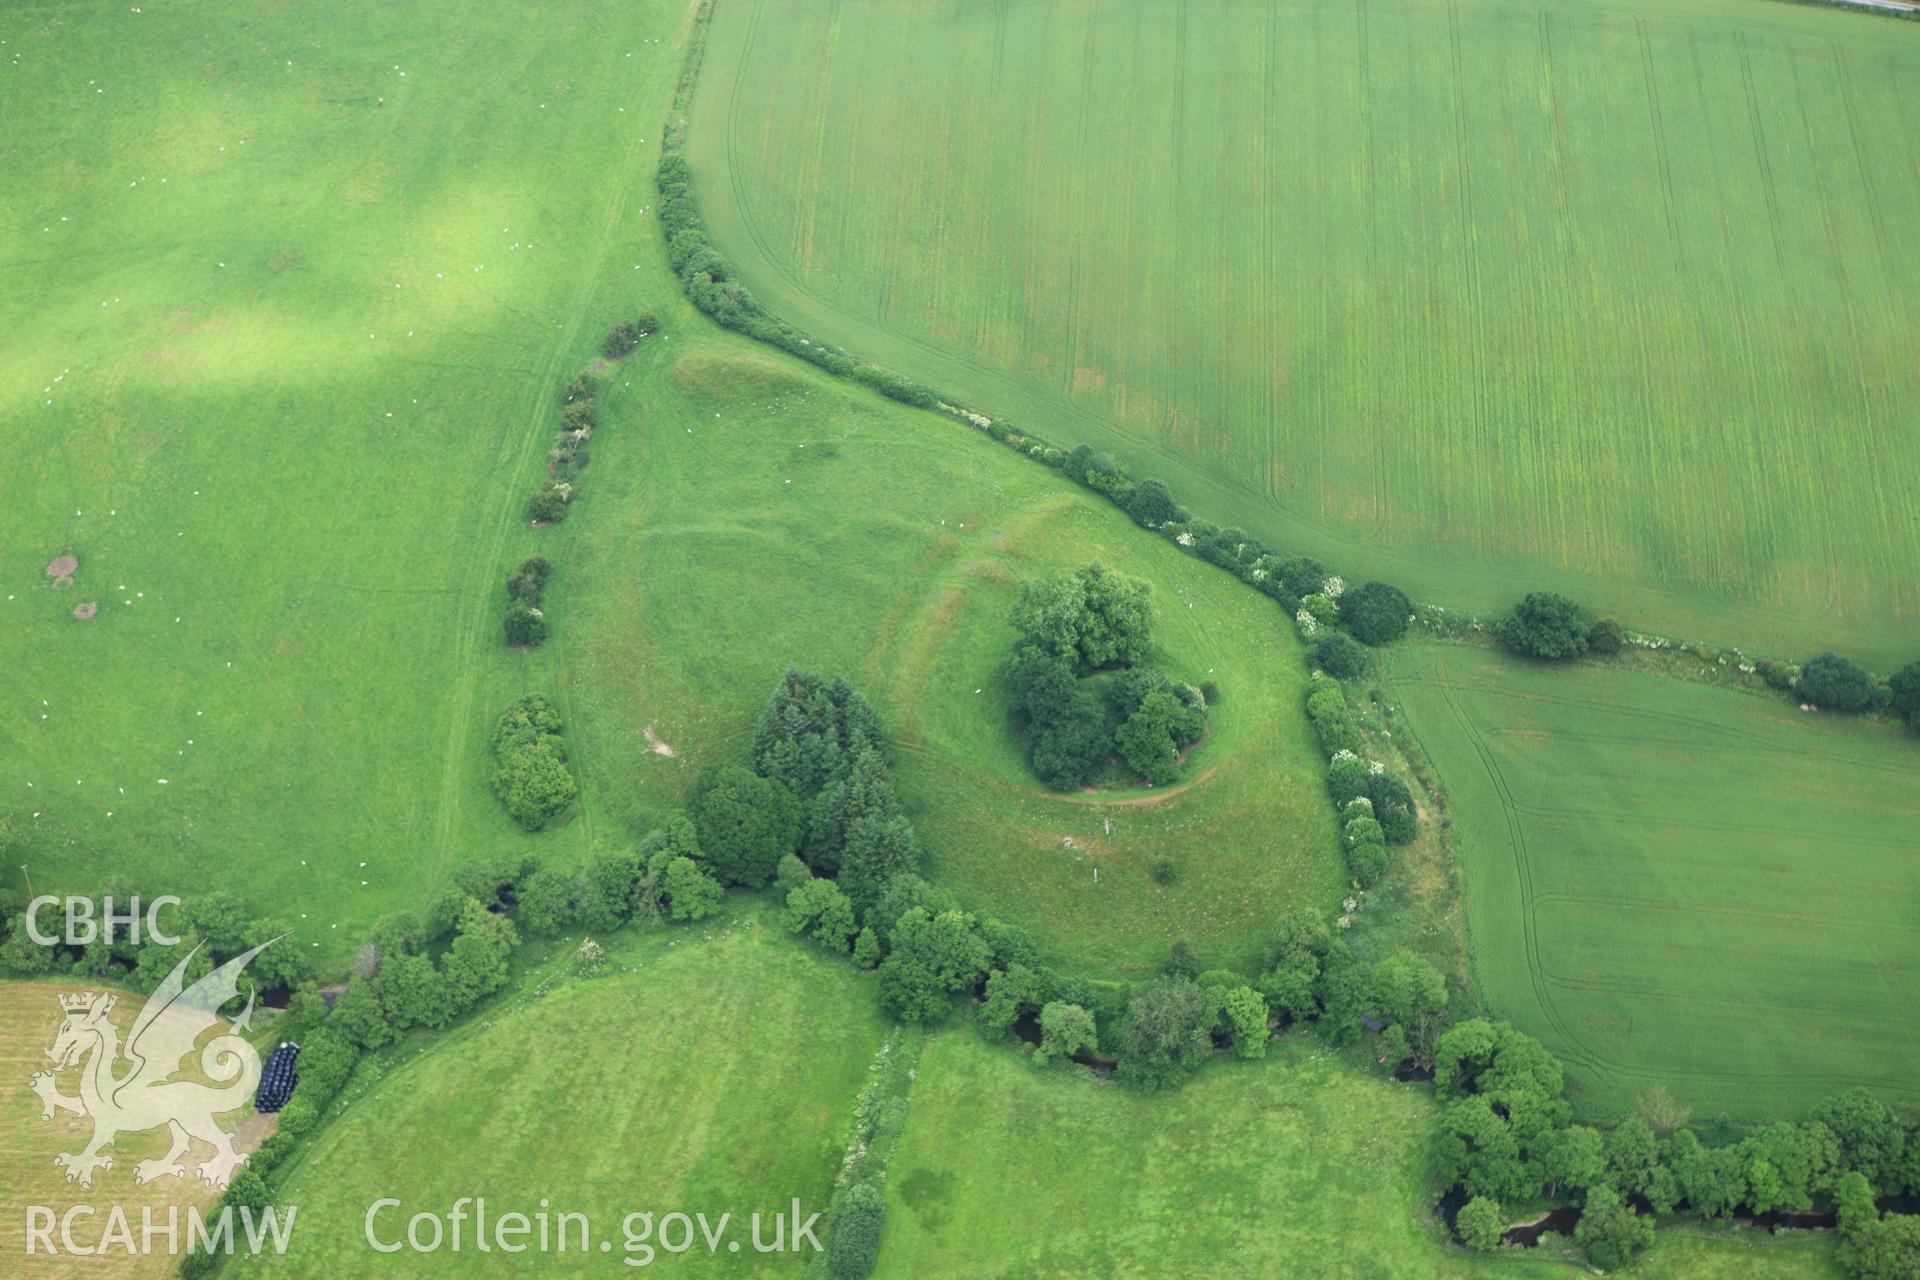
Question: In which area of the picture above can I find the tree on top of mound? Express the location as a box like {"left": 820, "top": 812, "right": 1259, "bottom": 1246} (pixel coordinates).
{"left": 1114, "top": 688, "right": 1204, "bottom": 787}
{"left": 1008, "top": 563, "right": 1152, "bottom": 673}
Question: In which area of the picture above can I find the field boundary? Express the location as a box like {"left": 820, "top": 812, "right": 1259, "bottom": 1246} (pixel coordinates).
{"left": 664, "top": 0, "right": 1919, "bottom": 715}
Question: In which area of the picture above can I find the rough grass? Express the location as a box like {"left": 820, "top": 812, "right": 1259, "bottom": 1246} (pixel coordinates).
{"left": 567, "top": 336, "right": 1341, "bottom": 978}
{"left": 875, "top": 1031, "right": 1844, "bottom": 1279}
{"left": 250, "top": 901, "right": 887, "bottom": 1277}
{"left": 0, "top": 0, "right": 687, "bottom": 967}
{"left": 688, "top": 0, "right": 1920, "bottom": 663}
{"left": 1384, "top": 641, "right": 1920, "bottom": 1119}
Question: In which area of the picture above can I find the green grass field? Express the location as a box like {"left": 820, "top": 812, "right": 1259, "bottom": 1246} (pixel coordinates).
{"left": 566, "top": 335, "right": 1341, "bottom": 977}
{"left": 688, "top": 0, "right": 1920, "bottom": 663}
{"left": 147, "top": 926, "right": 1845, "bottom": 1280}
{"left": 1385, "top": 641, "right": 1920, "bottom": 1120}
{"left": 0, "top": 0, "right": 685, "bottom": 966}
{"left": 253, "top": 901, "right": 888, "bottom": 1277}
{"left": 4, "top": 3, "right": 1912, "bottom": 1278}
{"left": 875, "top": 1030, "right": 1844, "bottom": 1279}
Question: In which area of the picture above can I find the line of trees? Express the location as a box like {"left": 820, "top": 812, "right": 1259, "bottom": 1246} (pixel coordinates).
{"left": 641, "top": 19, "right": 1920, "bottom": 1265}
{"left": 735, "top": 671, "right": 1456, "bottom": 1102}
{"left": 668, "top": 32, "right": 1920, "bottom": 755}
{"left": 0, "top": 877, "right": 529, "bottom": 1280}
{"left": 818, "top": 1037, "right": 919, "bottom": 1280}
{"left": 1302, "top": 673, "right": 1418, "bottom": 887}
{"left": 525, "top": 315, "right": 655, "bottom": 526}
{"left": 186, "top": 856, "right": 538, "bottom": 1277}
{"left": 1436, "top": 1015, "right": 1920, "bottom": 1275}
{"left": 0, "top": 888, "right": 307, "bottom": 993}
{"left": 655, "top": 143, "right": 942, "bottom": 411}
{"left": 655, "top": 41, "right": 1433, "bottom": 681}
{"left": 1498, "top": 592, "right": 1920, "bottom": 736}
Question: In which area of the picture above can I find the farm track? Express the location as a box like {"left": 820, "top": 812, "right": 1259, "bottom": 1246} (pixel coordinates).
{"left": 424, "top": 39, "right": 667, "bottom": 883}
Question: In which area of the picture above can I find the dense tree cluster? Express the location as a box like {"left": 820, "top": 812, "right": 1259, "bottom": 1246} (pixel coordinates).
{"left": 503, "top": 555, "right": 552, "bottom": 648}
{"left": 1499, "top": 592, "right": 1591, "bottom": 660}
{"left": 153, "top": 850, "right": 613, "bottom": 1280}
{"left": 659, "top": 57, "right": 1920, "bottom": 1260}
{"left": 1114, "top": 975, "right": 1217, "bottom": 1088}
{"left": 747, "top": 669, "right": 922, "bottom": 908}
{"left": 1839, "top": 1172, "right": 1920, "bottom": 1280}
{"left": 1002, "top": 566, "right": 1209, "bottom": 789}
{"left": 490, "top": 695, "right": 578, "bottom": 829}
{"left": 1796, "top": 652, "right": 1881, "bottom": 714}
{"left": 1586, "top": 616, "right": 1626, "bottom": 655}
{"left": 517, "top": 811, "right": 727, "bottom": 942}
{"left": 1892, "top": 661, "right": 1920, "bottom": 730}
{"left": 1311, "top": 631, "right": 1368, "bottom": 679}
{"left": 725, "top": 674, "right": 1113, "bottom": 1052}
{"left": 1008, "top": 563, "right": 1153, "bottom": 673}
{"left": 525, "top": 479, "right": 572, "bottom": 524}
{"left": 1340, "top": 581, "right": 1412, "bottom": 647}
{"left": 329, "top": 894, "right": 520, "bottom": 1051}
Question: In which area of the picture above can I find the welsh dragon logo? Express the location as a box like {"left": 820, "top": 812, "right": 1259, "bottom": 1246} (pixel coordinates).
{"left": 28, "top": 939, "right": 277, "bottom": 1190}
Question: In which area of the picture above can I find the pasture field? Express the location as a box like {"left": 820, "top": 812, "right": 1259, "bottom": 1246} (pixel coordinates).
{"left": 1384, "top": 641, "right": 1920, "bottom": 1120}
{"left": 874, "top": 1030, "right": 1844, "bottom": 1279}
{"left": 0, "top": 0, "right": 687, "bottom": 966}
{"left": 252, "top": 900, "right": 888, "bottom": 1277}
{"left": 566, "top": 333, "right": 1341, "bottom": 977}
{"left": 688, "top": 0, "right": 1920, "bottom": 662}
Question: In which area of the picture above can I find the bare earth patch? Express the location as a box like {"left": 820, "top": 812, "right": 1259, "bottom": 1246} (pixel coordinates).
{"left": 46, "top": 554, "right": 78, "bottom": 589}
{"left": 644, "top": 724, "right": 677, "bottom": 756}
{"left": 73, "top": 601, "right": 97, "bottom": 620}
